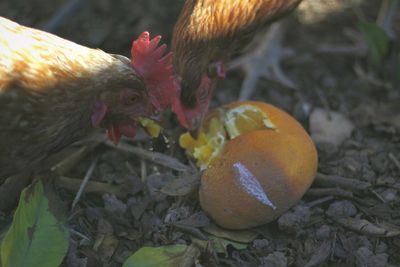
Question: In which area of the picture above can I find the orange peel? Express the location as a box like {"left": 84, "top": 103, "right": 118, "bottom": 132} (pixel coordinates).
{"left": 179, "top": 101, "right": 318, "bottom": 229}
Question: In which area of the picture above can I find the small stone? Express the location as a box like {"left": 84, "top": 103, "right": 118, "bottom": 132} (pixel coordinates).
{"left": 326, "top": 200, "right": 357, "bottom": 217}
{"left": 316, "top": 225, "right": 331, "bottom": 240}
{"left": 381, "top": 188, "right": 397, "bottom": 202}
{"left": 253, "top": 239, "right": 270, "bottom": 249}
{"left": 278, "top": 205, "right": 310, "bottom": 233}
{"left": 355, "top": 246, "right": 388, "bottom": 267}
{"left": 260, "top": 252, "right": 287, "bottom": 267}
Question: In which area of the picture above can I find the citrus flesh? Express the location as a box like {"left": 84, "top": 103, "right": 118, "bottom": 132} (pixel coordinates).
{"left": 180, "top": 103, "right": 276, "bottom": 169}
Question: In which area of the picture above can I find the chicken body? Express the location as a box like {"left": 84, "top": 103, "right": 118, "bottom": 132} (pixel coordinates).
{"left": 171, "top": 0, "right": 302, "bottom": 131}
{"left": 0, "top": 17, "right": 150, "bottom": 179}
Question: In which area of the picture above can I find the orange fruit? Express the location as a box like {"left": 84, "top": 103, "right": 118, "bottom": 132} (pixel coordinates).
{"left": 180, "top": 101, "right": 318, "bottom": 229}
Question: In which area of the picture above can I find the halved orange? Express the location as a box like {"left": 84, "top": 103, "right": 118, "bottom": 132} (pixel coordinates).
{"left": 180, "top": 101, "right": 318, "bottom": 229}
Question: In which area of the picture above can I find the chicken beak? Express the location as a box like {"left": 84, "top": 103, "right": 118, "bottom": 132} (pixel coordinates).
{"left": 189, "top": 127, "right": 200, "bottom": 138}
{"left": 188, "top": 116, "right": 202, "bottom": 138}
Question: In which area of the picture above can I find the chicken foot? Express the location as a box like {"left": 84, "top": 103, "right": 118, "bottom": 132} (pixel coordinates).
{"left": 228, "top": 19, "right": 298, "bottom": 101}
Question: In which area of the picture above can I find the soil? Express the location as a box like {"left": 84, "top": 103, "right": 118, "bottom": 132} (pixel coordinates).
{"left": 1, "top": 0, "right": 399, "bottom": 266}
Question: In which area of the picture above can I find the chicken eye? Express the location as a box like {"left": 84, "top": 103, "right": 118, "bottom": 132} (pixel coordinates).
{"left": 124, "top": 94, "right": 140, "bottom": 105}
{"left": 130, "top": 95, "right": 138, "bottom": 103}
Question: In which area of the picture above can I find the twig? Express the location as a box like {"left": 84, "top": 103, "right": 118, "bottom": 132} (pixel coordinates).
{"left": 353, "top": 64, "right": 392, "bottom": 89}
{"left": 69, "top": 228, "right": 91, "bottom": 242}
{"left": 51, "top": 145, "right": 93, "bottom": 176}
{"left": 306, "top": 188, "right": 353, "bottom": 199}
{"left": 369, "top": 189, "right": 386, "bottom": 203}
{"left": 139, "top": 144, "right": 147, "bottom": 182}
{"left": 388, "top": 153, "right": 400, "bottom": 171}
{"left": 333, "top": 217, "right": 400, "bottom": 237}
{"left": 125, "top": 161, "right": 139, "bottom": 176}
{"left": 57, "top": 176, "right": 132, "bottom": 199}
{"left": 330, "top": 232, "right": 337, "bottom": 261}
{"left": 140, "top": 158, "right": 147, "bottom": 182}
{"left": 314, "top": 173, "right": 371, "bottom": 191}
{"left": 306, "top": 196, "right": 334, "bottom": 208}
{"left": 71, "top": 157, "right": 98, "bottom": 209}
{"left": 106, "top": 141, "right": 193, "bottom": 173}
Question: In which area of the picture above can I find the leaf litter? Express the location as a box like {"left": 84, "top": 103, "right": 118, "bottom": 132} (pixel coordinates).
{"left": 0, "top": 0, "right": 400, "bottom": 266}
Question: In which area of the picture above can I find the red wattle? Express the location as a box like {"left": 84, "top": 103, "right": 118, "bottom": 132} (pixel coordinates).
{"left": 119, "top": 124, "right": 137, "bottom": 138}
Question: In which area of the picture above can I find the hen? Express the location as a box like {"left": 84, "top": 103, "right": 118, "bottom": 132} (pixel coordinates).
{"left": 170, "top": 0, "right": 303, "bottom": 132}
{"left": 0, "top": 17, "right": 175, "bottom": 181}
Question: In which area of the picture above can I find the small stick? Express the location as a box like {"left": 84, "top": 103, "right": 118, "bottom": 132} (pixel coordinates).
{"left": 306, "top": 188, "right": 353, "bottom": 199}
{"left": 125, "top": 161, "right": 139, "bottom": 176}
{"left": 369, "top": 189, "right": 386, "bottom": 203}
{"left": 330, "top": 232, "right": 337, "bottom": 260}
{"left": 71, "top": 157, "right": 98, "bottom": 209}
{"left": 51, "top": 145, "right": 92, "bottom": 176}
{"left": 306, "top": 196, "right": 334, "bottom": 208}
{"left": 69, "top": 228, "right": 91, "bottom": 242}
{"left": 388, "top": 153, "right": 400, "bottom": 171}
{"left": 139, "top": 144, "right": 147, "bottom": 182}
{"left": 140, "top": 158, "right": 147, "bottom": 182}
{"left": 314, "top": 173, "right": 371, "bottom": 191}
{"left": 106, "top": 141, "right": 193, "bottom": 173}
{"left": 57, "top": 176, "right": 130, "bottom": 199}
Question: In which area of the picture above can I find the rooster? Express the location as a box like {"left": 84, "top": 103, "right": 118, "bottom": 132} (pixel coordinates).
{"left": 0, "top": 16, "right": 175, "bottom": 180}
{"left": 170, "top": 0, "right": 303, "bottom": 132}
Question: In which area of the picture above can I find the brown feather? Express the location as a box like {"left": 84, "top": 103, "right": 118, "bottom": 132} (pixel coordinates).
{"left": 172, "top": 0, "right": 302, "bottom": 105}
{"left": 0, "top": 17, "right": 145, "bottom": 179}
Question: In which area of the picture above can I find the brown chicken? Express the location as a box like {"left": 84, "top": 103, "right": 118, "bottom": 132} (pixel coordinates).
{"left": 0, "top": 17, "right": 175, "bottom": 181}
{"left": 170, "top": 0, "right": 303, "bottom": 132}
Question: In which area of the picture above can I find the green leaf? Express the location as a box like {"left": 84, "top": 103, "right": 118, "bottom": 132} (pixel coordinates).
{"left": 208, "top": 235, "right": 247, "bottom": 256}
{"left": 0, "top": 181, "right": 69, "bottom": 267}
{"left": 123, "top": 245, "right": 188, "bottom": 267}
{"left": 202, "top": 224, "right": 257, "bottom": 243}
{"left": 358, "top": 21, "right": 390, "bottom": 66}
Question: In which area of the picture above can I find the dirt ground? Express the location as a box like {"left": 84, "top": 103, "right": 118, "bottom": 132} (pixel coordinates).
{"left": 1, "top": 0, "right": 399, "bottom": 266}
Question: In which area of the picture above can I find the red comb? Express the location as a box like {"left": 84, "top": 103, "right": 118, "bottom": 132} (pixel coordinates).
{"left": 131, "top": 32, "right": 178, "bottom": 111}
